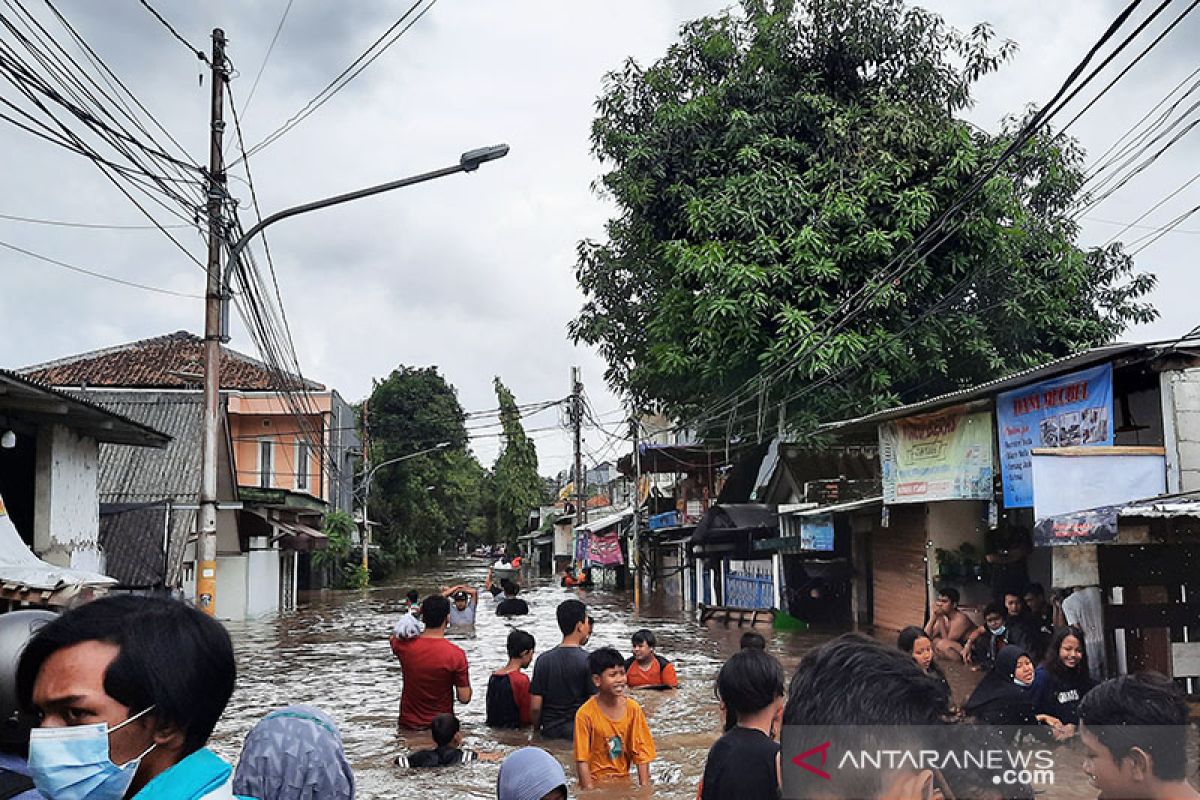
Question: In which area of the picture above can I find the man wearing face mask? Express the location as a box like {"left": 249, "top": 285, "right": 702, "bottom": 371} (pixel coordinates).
{"left": 15, "top": 596, "right": 238, "bottom": 800}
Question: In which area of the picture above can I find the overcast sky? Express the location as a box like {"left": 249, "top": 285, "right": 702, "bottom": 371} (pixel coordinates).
{"left": 2, "top": 1, "right": 1196, "bottom": 475}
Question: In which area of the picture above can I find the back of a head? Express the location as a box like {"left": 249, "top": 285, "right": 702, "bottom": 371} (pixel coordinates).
{"left": 406, "top": 589, "right": 420, "bottom": 605}
{"left": 717, "top": 648, "right": 784, "bottom": 717}
{"left": 784, "top": 635, "right": 950, "bottom": 798}
{"left": 497, "top": 747, "right": 567, "bottom": 800}
{"left": 501, "top": 579, "right": 519, "bottom": 597}
{"left": 421, "top": 594, "right": 451, "bottom": 629}
{"left": 1079, "top": 672, "right": 1190, "bottom": 781}
{"left": 233, "top": 704, "right": 354, "bottom": 800}
{"left": 785, "top": 634, "right": 949, "bottom": 726}
{"left": 739, "top": 631, "right": 766, "bottom": 650}
{"left": 507, "top": 629, "right": 536, "bottom": 660}
{"left": 556, "top": 599, "right": 587, "bottom": 637}
{"left": 430, "top": 713, "right": 460, "bottom": 747}
{"left": 16, "top": 595, "right": 235, "bottom": 755}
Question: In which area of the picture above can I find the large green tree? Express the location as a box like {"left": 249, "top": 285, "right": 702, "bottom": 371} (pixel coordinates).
{"left": 491, "top": 378, "right": 543, "bottom": 544}
{"left": 365, "top": 366, "right": 480, "bottom": 566}
{"left": 572, "top": 0, "right": 1156, "bottom": 435}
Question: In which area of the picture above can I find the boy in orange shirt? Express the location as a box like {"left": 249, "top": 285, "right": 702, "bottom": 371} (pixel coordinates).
{"left": 574, "top": 646, "right": 656, "bottom": 788}
{"left": 625, "top": 628, "right": 678, "bottom": 689}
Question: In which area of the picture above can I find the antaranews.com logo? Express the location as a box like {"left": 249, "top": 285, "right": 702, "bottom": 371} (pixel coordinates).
{"left": 782, "top": 725, "right": 1058, "bottom": 799}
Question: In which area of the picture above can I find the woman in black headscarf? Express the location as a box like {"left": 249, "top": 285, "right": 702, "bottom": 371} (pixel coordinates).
{"left": 963, "top": 644, "right": 1038, "bottom": 728}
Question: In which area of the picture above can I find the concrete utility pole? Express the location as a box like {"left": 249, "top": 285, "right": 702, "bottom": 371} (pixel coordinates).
{"left": 571, "top": 367, "right": 586, "bottom": 525}
{"left": 196, "top": 28, "right": 227, "bottom": 615}
{"left": 631, "top": 416, "right": 641, "bottom": 607}
{"left": 360, "top": 399, "right": 370, "bottom": 576}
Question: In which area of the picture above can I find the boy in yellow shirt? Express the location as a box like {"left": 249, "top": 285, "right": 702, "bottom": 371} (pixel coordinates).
{"left": 573, "top": 646, "right": 656, "bottom": 788}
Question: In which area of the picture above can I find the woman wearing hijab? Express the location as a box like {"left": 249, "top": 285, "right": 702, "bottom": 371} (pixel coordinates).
{"left": 497, "top": 747, "right": 567, "bottom": 800}
{"left": 1030, "top": 625, "right": 1095, "bottom": 740}
{"left": 963, "top": 645, "right": 1038, "bottom": 729}
{"left": 233, "top": 705, "right": 354, "bottom": 800}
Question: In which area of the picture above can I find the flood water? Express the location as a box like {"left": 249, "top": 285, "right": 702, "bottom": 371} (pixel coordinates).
{"left": 208, "top": 555, "right": 1107, "bottom": 799}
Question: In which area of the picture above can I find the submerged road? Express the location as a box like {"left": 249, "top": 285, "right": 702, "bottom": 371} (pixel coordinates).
{"left": 208, "top": 554, "right": 1099, "bottom": 799}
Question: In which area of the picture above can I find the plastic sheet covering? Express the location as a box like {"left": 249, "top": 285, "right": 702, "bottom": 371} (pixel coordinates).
{"left": 0, "top": 492, "right": 116, "bottom": 590}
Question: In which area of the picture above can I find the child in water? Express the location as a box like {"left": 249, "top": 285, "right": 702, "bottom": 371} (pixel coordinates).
{"left": 396, "top": 714, "right": 499, "bottom": 768}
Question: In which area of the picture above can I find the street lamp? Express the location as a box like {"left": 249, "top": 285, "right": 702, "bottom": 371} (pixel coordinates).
{"left": 196, "top": 145, "right": 507, "bottom": 614}
{"left": 359, "top": 441, "right": 451, "bottom": 578}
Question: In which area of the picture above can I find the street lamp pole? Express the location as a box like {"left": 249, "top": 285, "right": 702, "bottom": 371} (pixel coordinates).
{"left": 360, "top": 442, "right": 451, "bottom": 578}
{"left": 196, "top": 144, "right": 508, "bottom": 615}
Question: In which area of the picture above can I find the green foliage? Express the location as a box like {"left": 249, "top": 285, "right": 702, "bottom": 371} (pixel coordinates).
{"left": 311, "top": 510, "right": 356, "bottom": 584}
{"left": 571, "top": 0, "right": 1156, "bottom": 435}
{"left": 365, "top": 366, "right": 484, "bottom": 571}
{"left": 491, "top": 378, "right": 543, "bottom": 545}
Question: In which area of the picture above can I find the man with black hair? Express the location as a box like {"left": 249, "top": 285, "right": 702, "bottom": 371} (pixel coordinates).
{"left": 625, "top": 629, "right": 677, "bottom": 689}
{"left": 495, "top": 581, "right": 529, "bottom": 617}
{"left": 739, "top": 631, "right": 766, "bottom": 651}
{"left": 529, "top": 600, "right": 594, "bottom": 740}
{"left": 391, "top": 595, "right": 471, "bottom": 730}
{"left": 396, "top": 713, "right": 498, "bottom": 768}
{"left": 701, "top": 648, "right": 784, "bottom": 800}
{"left": 1079, "top": 673, "right": 1200, "bottom": 800}
{"left": 925, "top": 586, "right": 974, "bottom": 661}
{"left": 965, "top": 602, "right": 1011, "bottom": 670}
{"left": 782, "top": 634, "right": 951, "bottom": 799}
{"left": 16, "top": 595, "right": 237, "bottom": 800}
{"left": 1001, "top": 590, "right": 1042, "bottom": 660}
{"left": 1023, "top": 583, "right": 1054, "bottom": 660}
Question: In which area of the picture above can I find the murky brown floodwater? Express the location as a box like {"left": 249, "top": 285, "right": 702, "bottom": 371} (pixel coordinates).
{"left": 207, "top": 555, "right": 1114, "bottom": 799}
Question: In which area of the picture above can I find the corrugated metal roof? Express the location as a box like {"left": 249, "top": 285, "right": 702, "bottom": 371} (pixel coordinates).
{"left": 88, "top": 392, "right": 204, "bottom": 504}
{"left": 0, "top": 369, "right": 169, "bottom": 447}
{"left": 819, "top": 342, "right": 1155, "bottom": 434}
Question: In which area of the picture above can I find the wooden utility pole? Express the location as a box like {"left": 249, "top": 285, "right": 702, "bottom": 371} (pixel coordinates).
{"left": 197, "top": 29, "right": 227, "bottom": 615}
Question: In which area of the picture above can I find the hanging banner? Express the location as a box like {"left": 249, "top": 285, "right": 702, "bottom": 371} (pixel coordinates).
{"left": 879, "top": 406, "right": 994, "bottom": 504}
{"left": 1033, "top": 505, "right": 1120, "bottom": 546}
{"left": 588, "top": 530, "right": 625, "bottom": 566}
{"left": 996, "top": 364, "right": 1114, "bottom": 508}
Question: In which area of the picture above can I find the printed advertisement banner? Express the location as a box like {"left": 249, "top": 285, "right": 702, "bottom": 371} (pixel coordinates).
{"left": 996, "top": 364, "right": 1114, "bottom": 508}
{"left": 801, "top": 514, "right": 835, "bottom": 552}
{"left": 1033, "top": 505, "right": 1120, "bottom": 547}
{"left": 878, "top": 407, "right": 994, "bottom": 504}
{"left": 588, "top": 530, "right": 624, "bottom": 566}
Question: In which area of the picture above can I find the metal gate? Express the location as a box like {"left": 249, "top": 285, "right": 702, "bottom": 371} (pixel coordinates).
{"left": 725, "top": 559, "right": 775, "bottom": 609}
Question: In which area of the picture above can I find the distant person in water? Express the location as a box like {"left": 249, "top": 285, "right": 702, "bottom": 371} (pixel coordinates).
{"left": 624, "top": 629, "right": 677, "bottom": 689}
{"left": 391, "top": 595, "right": 471, "bottom": 729}
{"left": 530, "top": 600, "right": 594, "bottom": 740}
{"left": 395, "top": 713, "right": 498, "bottom": 768}
{"left": 739, "top": 631, "right": 766, "bottom": 650}
{"left": 442, "top": 584, "right": 479, "bottom": 627}
{"left": 496, "top": 580, "right": 530, "bottom": 617}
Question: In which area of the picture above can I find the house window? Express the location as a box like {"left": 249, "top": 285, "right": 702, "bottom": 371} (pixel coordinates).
{"left": 295, "top": 441, "right": 310, "bottom": 492}
{"left": 258, "top": 440, "right": 273, "bottom": 488}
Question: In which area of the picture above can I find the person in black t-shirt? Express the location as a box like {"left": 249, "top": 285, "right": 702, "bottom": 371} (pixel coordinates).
{"left": 530, "top": 600, "right": 594, "bottom": 739}
{"left": 701, "top": 648, "right": 784, "bottom": 800}
{"left": 495, "top": 580, "right": 529, "bottom": 616}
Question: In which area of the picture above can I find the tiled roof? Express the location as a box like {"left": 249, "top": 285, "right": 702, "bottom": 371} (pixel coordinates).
{"left": 19, "top": 331, "right": 324, "bottom": 391}
{"left": 86, "top": 391, "right": 206, "bottom": 504}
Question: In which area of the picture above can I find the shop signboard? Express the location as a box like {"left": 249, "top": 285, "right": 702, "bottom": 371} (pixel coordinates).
{"left": 800, "top": 514, "right": 835, "bottom": 551}
{"left": 878, "top": 406, "right": 994, "bottom": 504}
{"left": 997, "top": 364, "right": 1114, "bottom": 508}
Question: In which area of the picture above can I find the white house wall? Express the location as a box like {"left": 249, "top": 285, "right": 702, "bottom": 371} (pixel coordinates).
{"left": 33, "top": 424, "right": 102, "bottom": 573}
{"left": 1160, "top": 369, "right": 1200, "bottom": 492}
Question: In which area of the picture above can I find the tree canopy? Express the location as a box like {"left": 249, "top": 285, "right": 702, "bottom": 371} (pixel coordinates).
{"left": 365, "top": 366, "right": 480, "bottom": 565}
{"left": 491, "top": 377, "right": 543, "bottom": 544}
{"left": 571, "top": 0, "right": 1156, "bottom": 435}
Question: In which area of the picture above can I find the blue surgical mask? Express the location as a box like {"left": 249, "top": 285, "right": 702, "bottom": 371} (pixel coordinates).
{"left": 990, "top": 625, "right": 1007, "bottom": 637}
{"left": 28, "top": 706, "right": 157, "bottom": 800}
{"left": 1013, "top": 676, "right": 1032, "bottom": 687}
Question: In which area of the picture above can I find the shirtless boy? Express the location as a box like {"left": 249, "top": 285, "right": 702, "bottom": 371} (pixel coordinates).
{"left": 924, "top": 587, "right": 974, "bottom": 660}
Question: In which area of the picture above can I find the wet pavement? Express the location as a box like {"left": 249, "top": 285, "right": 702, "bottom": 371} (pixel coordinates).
{"left": 209, "top": 555, "right": 1114, "bottom": 799}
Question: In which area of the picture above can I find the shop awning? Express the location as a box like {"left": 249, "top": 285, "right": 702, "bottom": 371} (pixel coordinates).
{"left": 272, "top": 521, "right": 328, "bottom": 552}
{"left": 575, "top": 508, "right": 633, "bottom": 535}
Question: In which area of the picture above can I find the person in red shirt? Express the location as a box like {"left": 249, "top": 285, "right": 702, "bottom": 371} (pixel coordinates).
{"left": 390, "top": 594, "right": 472, "bottom": 729}
{"left": 624, "top": 628, "right": 678, "bottom": 689}
{"left": 486, "top": 629, "right": 535, "bottom": 728}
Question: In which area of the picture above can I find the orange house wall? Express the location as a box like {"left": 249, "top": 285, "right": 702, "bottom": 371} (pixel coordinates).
{"left": 228, "top": 395, "right": 329, "bottom": 499}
